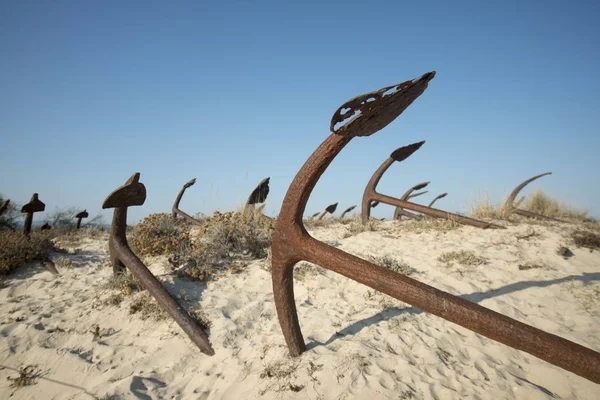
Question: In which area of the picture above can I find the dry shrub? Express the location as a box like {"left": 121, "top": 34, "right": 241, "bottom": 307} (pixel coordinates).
{"left": 106, "top": 272, "right": 144, "bottom": 296}
{"left": 344, "top": 219, "right": 381, "bottom": 237}
{"left": 304, "top": 217, "right": 339, "bottom": 229}
{"left": 572, "top": 230, "right": 600, "bottom": 250}
{"left": 7, "top": 365, "right": 40, "bottom": 389}
{"left": 369, "top": 254, "right": 413, "bottom": 275}
{"left": 468, "top": 192, "right": 503, "bottom": 220}
{"left": 129, "top": 291, "right": 168, "bottom": 321}
{"left": 523, "top": 189, "right": 589, "bottom": 221}
{"left": 130, "top": 213, "right": 192, "bottom": 257}
{"left": 179, "top": 209, "right": 273, "bottom": 281}
{"left": 0, "top": 232, "right": 56, "bottom": 274}
{"left": 395, "top": 218, "right": 459, "bottom": 233}
{"left": 437, "top": 250, "right": 487, "bottom": 268}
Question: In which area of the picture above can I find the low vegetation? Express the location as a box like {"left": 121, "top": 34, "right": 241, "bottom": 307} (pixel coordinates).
{"left": 572, "top": 230, "right": 600, "bottom": 250}
{"left": 0, "top": 232, "right": 57, "bottom": 274}
{"left": 131, "top": 213, "right": 192, "bottom": 257}
{"left": 180, "top": 209, "right": 273, "bottom": 281}
{"left": 369, "top": 254, "right": 413, "bottom": 275}
{"left": 469, "top": 190, "right": 593, "bottom": 223}
{"left": 437, "top": 250, "right": 487, "bottom": 268}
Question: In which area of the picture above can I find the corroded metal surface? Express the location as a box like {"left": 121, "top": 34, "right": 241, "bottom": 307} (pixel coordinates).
{"left": 247, "top": 177, "right": 270, "bottom": 206}
{"left": 271, "top": 72, "right": 600, "bottom": 383}
{"left": 340, "top": 205, "right": 357, "bottom": 219}
{"left": 0, "top": 199, "right": 9, "bottom": 216}
{"left": 76, "top": 210, "right": 89, "bottom": 229}
{"left": 361, "top": 144, "right": 503, "bottom": 229}
{"left": 393, "top": 181, "right": 430, "bottom": 220}
{"left": 172, "top": 178, "right": 203, "bottom": 225}
{"left": 503, "top": 173, "right": 565, "bottom": 222}
{"left": 21, "top": 194, "right": 45, "bottom": 236}
{"left": 103, "top": 173, "right": 214, "bottom": 356}
{"left": 428, "top": 192, "right": 448, "bottom": 208}
{"left": 317, "top": 202, "right": 338, "bottom": 220}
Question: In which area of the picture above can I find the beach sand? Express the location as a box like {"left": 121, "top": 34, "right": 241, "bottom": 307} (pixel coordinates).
{"left": 1, "top": 219, "right": 598, "bottom": 399}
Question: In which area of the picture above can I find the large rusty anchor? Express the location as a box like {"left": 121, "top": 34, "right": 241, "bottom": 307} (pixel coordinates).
{"left": 502, "top": 172, "right": 564, "bottom": 222}
{"left": 271, "top": 72, "right": 600, "bottom": 383}
{"left": 103, "top": 173, "right": 214, "bottom": 355}
{"left": 361, "top": 144, "right": 502, "bottom": 229}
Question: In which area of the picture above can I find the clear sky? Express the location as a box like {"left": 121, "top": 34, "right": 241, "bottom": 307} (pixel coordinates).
{"left": 1, "top": 1, "right": 599, "bottom": 224}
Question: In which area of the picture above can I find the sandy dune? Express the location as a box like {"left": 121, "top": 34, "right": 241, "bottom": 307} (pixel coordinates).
{"left": 0, "top": 219, "right": 598, "bottom": 399}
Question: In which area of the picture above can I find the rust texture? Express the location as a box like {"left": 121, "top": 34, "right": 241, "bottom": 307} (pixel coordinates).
{"left": 340, "top": 205, "right": 357, "bottom": 219}
{"left": 172, "top": 178, "right": 203, "bottom": 225}
{"left": 21, "top": 194, "right": 45, "bottom": 236}
{"left": 317, "top": 202, "right": 338, "bottom": 220}
{"left": 361, "top": 144, "right": 503, "bottom": 229}
{"left": 0, "top": 199, "right": 9, "bottom": 216}
{"left": 246, "top": 177, "right": 270, "bottom": 206}
{"left": 103, "top": 173, "right": 214, "bottom": 356}
{"left": 393, "top": 181, "right": 430, "bottom": 220}
{"left": 503, "top": 173, "right": 564, "bottom": 222}
{"left": 271, "top": 72, "right": 600, "bottom": 383}
{"left": 428, "top": 192, "right": 448, "bottom": 208}
{"left": 75, "top": 210, "right": 89, "bottom": 229}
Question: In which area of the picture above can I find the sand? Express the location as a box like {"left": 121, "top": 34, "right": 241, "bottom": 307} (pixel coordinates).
{"left": 0, "top": 219, "right": 598, "bottom": 399}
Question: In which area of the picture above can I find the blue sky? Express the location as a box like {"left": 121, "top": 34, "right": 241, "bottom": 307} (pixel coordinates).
{"left": 1, "top": 1, "right": 599, "bottom": 224}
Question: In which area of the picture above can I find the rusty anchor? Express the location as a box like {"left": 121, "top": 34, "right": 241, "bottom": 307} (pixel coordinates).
{"left": 428, "top": 192, "right": 448, "bottom": 208}
{"left": 0, "top": 199, "right": 10, "bottom": 216}
{"left": 246, "top": 177, "right": 270, "bottom": 208}
{"left": 21, "top": 194, "right": 45, "bottom": 236}
{"left": 393, "top": 181, "right": 430, "bottom": 220}
{"left": 271, "top": 72, "right": 600, "bottom": 383}
{"left": 317, "top": 202, "right": 338, "bottom": 220}
{"left": 308, "top": 212, "right": 320, "bottom": 220}
{"left": 361, "top": 143, "right": 503, "bottom": 229}
{"left": 172, "top": 178, "right": 204, "bottom": 225}
{"left": 340, "top": 205, "right": 357, "bottom": 219}
{"left": 103, "top": 173, "right": 214, "bottom": 355}
{"left": 75, "top": 210, "right": 89, "bottom": 229}
{"left": 502, "top": 172, "right": 564, "bottom": 222}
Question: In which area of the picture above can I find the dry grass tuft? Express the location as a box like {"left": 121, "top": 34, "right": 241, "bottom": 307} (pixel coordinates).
{"left": 522, "top": 189, "right": 589, "bottom": 221}
{"left": 259, "top": 358, "right": 302, "bottom": 396}
{"left": 572, "top": 230, "right": 600, "bottom": 250}
{"left": 106, "top": 273, "right": 144, "bottom": 296}
{"left": 468, "top": 192, "right": 503, "bottom": 220}
{"left": 369, "top": 254, "right": 413, "bottom": 275}
{"left": 0, "top": 232, "right": 57, "bottom": 274}
{"left": 395, "top": 218, "right": 460, "bottom": 233}
{"left": 343, "top": 219, "right": 381, "bottom": 237}
{"left": 129, "top": 291, "right": 168, "bottom": 321}
{"left": 304, "top": 217, "right": 340, "bottom": 229}
{"left": 438, "top": 250, "right": 487, "bottom": 268}
{"left": 7, "top": 365, "right": 40, "bottom": 389}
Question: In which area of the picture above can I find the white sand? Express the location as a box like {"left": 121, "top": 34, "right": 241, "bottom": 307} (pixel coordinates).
{"left": 0, "top": 220, "right": 598, "bottom": 399}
